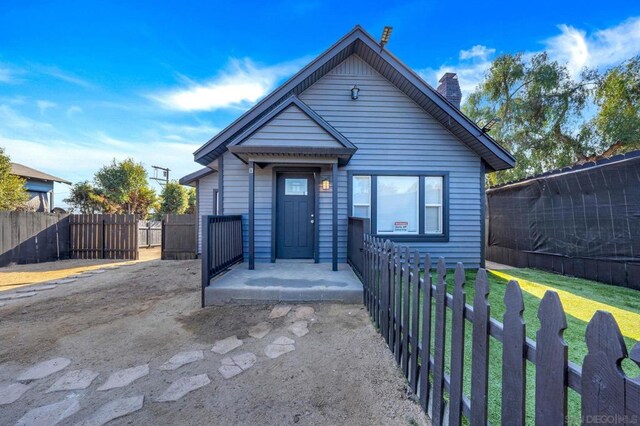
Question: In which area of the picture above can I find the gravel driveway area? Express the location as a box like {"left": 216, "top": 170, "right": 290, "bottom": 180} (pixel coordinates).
{"left": 0, "top": 257, "right": 429, "bottom": 425}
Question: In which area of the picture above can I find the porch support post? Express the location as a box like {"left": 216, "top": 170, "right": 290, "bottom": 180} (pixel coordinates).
{"left": 332, "top": 162, "right": 338, "bottom": 271}
{"left": 249, "top": 160, "right": 255, "bottom": 270}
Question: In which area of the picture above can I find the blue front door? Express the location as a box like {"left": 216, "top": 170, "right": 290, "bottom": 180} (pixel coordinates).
{"left": 276, "top": 173, "right": 315, "bottom": 259}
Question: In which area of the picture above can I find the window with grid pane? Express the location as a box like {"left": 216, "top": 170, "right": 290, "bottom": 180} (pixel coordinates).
{"left": 352, "top": 175, "right": 371, "bottom": 218}
{"left": 425, "top": 176, "right": 443, "bottom": 234}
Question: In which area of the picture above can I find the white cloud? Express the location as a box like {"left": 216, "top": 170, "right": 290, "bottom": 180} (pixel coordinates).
{"left": 545, "top": 17, "right": 640, "bottom": 78}
{"left": 66, "top": 105, "right": 83, "bottom": 117}
{"left": 0, "top": 63, "right": 24, "bottom": 84}
{"left": 420, "top": 16, "right": 640, "bottom": 99}
{"left": 151, "top": 57, "right": 310, "bottom": 112}
{"left": 459, "top": 45, "right": 495, "bottom": 61}
{"left": 36, "top": 100, "right": 57, "bottom": 114}
{"left": 35, "top": 65, "right": 96, "bottom": 89}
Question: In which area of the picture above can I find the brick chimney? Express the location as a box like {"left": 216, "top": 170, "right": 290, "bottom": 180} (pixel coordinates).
{"left": 437, "top": 73, "right": 462, "bottom": 109}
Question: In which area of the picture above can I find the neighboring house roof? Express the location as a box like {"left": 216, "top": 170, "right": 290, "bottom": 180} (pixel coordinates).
{"left": 488, "top": 149, "right": 640, "bottom": 190}
{"left": 227, "top": 95, "right": 357, "bottom": 166}
{"left": 179, "top": 167, "right": 217, "bottom": 186}
{"left": 193, "top": 25, "right": 515, "bottom": 172}
{"left": 10, "top": 163, "right": 71, "bottom": 185}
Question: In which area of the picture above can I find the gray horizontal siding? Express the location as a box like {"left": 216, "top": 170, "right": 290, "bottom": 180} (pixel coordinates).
{"left": 222, "top": 153, "right": 249, "bottom": 258}
{"left": 242, "top": 104, "right": 342, "bottom": 148}
{"left": 300, "top": 54, "right": 482, "bottom": 267}
{"left": 197, "top": 172, "right": 218, "bottom": 254}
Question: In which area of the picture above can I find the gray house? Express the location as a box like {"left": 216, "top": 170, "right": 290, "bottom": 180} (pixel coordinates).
{"left": 186, "top": 26, "right": 514, "bottom": 285}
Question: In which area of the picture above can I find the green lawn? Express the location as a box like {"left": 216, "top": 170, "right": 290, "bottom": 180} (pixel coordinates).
{"left": 401, "top": 267, "right": 640, "bottom": 425}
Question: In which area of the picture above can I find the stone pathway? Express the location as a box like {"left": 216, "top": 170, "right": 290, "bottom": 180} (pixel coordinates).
{"left": 248, "top": 322, "right": 272, "bottom": 339}
{"left": 51, "top": 279, "right": 76, "bottom": 285}
{"left": 159, "top": 350, "right": 203, "bottom": 371}
{"left": 294, "top": 306, "right": 315, "bottom": 320}
{"left": 4, "top": 304, "right": 317, "bottom": 423}
{"left": 288, "top": 321, "right": 309, "bottom": 337}
{"left": 264, "top": 337, "right": 296, "bottom": 359}
{"left": 16, "top": 285, "right": 58, "bottom": 293}
{"left": 16, "top": 396, "right": 81, "bottom": 426}
{"left": 17, "top": 358, "right": 71, "bottom": 381}
{"left": 218, "top": 353, "right": 257, "bottom": 379}
{"left": 0, "top": 383, "right": 30, "bottom": 405}
{"left": 0, "top": 292, "right": 37, "bottom": 301}
{"left": 76, "top": 395, "right": 144, "bottom": 426}
{"left": 269, "top": 305, "right": 292, "bottom": 319}
{"left": 155, "top": 374, "right": 210, "bottom": 402}
{"left": 211, "top": 336, "right": 243, "bottom": 354}
{"left": 46, "top": 369, "right": 98, "bottom": 393}
{"left": 97, "top": 364, "right": 149, "bottom": 391}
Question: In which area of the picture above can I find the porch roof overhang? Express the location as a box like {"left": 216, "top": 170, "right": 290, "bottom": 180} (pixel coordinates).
{"left": 228, "top": 145, "right": 356, "bottom": 166}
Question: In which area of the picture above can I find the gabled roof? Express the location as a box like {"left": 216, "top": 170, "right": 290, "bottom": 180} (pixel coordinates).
{"left": 194, "top": 25, "right": 516, "bottom": 172}
{"left": 10, "top": 163, "right": 71, "bottom": 184}
{"left": 179, "top": 167, "right": 216, "bottom": 186}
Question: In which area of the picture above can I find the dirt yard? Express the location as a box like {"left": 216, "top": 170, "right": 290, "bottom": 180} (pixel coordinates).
{"left": 0, "top": 257, "right": 429, "bottom": 425}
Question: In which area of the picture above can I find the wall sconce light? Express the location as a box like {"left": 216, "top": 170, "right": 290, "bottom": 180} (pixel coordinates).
{"left": 321, "top": 177, "right": 331, "bottom": 191}
{"left": 351, "top": 85, "right": 360, "bottom": 100}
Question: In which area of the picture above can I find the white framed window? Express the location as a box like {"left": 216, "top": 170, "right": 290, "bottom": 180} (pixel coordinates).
{"left": 376, "top": 176, "right": 419, "bottom": 234}
{"left": 425, "top": 176, "right": 443, "bottom": 234}
{"left": 352, "top": 175, "right": 371, "bottom": 218}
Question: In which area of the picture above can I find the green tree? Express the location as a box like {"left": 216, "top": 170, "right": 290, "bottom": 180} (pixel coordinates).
{"left": 185, "top": 187, "right": 196, "bottom": 214}
{"left": 0, "top": 147, "right": 28, "bottom": 211}
{"left": 158, "top": 181, "right": 190, "bottom": 215}
{"left": 94, "top": 158, "right": 157, "bottom": 218}
{"left": 63, "top": 181, "right": 103, "bottom": 214}
{"left": 464, "top": 52, "right": 595, "bottom": 185}
{"left": 588, "top": 56, "right": 640, "bottom": 155}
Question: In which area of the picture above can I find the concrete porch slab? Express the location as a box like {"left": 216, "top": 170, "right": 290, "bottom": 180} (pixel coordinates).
{"left": 205, "top": 262, "right": 362, "bottom": 305}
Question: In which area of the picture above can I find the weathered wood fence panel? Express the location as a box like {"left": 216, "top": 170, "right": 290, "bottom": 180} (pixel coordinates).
{"left": 69, "top": 214, "right": 138, "bottom": 260}
{"left": 360, "top": 235, "right": 640, "bottom": 426}
{"left": 138, "top": 220, "right": 162, "bottom": 248}
{"left": 0, "top": 211, "right": 70, "bottom": 266}
{"left": 161, "top": 214, "right": 196, "bottom": 260}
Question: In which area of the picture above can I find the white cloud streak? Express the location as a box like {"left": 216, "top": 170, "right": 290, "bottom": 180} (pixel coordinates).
{"left": 151, "top": 57, "right": 310, "bottom": 112}
{"left": 420, "top": 16, "right": 640, "bottom": 98}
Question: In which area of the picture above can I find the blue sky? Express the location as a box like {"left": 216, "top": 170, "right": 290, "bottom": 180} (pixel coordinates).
{"left": 1, "top": 1, "right": 639, "bottom": 207}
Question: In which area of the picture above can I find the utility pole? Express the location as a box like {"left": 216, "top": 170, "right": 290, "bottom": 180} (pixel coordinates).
{"left": 151, "top": 165, "right": 170, "bottom": 186}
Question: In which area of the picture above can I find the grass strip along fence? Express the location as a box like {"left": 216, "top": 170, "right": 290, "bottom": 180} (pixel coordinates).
{"left": 360, "top": 235, "right": 640, "bottom": 425}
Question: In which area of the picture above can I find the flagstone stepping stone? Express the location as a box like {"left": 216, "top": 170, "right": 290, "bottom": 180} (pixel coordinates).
{"left": 155, "top": 374, "right": 210, "bottom": 402}
{"left": 0, "top": 292, "right": 36, "bottom": 301}
{"left": 211, "top": 336, "right": 243, "bottom": 354}
{"left": 218, "top": 352, "right": 257, "bottom": 379}
{"left": 16, "top": 285, "right": 57, "bottom": 293}
{"left": 264, "top": 336, "right": 296, "bottom": 359}
{"left": 16, "top": 396, "right": 80, "bottom": 426}
{"left": 76, "top": 395, "right": 144, "bottom": 426}
{"left": 85, "top": 269, "right": 106, "bottom": 274}
{"left": 97, "top": 364, "right": 149, "bottom": 391}
{"left": 288, "top": 321, "right": 309, "bottom": 337}
{"left": 294, "top": 306, "right": 315, "bottom": 320}
{"left": 17, "top": 357, "right": 71, "bottom": 381}
{"left": 47, "top": 369, "right": 98, "bottom": 392}
{"left": 248, "top": 322, "right": 272, "bottom": 339}
{"left": 0, "top": 383, "right": 30, "bottom": 405}
{"left": 52, "top": 279, "right": 76, "bottom": 285}
{"left": 269, "top": 305, "right": 292, "bottom": 319}
{"left": 158, "top": 350, "right": 203, "bottom": 371}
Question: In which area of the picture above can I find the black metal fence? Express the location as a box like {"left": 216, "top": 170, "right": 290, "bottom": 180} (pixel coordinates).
{"left": 201, "top": 215, "right": 243, "bottom": 307}
{"left": 347, "top": 216, "right": 370, "bottom": 278}
{"left": 361, "top": 235, "right": 640, "bottom": 425}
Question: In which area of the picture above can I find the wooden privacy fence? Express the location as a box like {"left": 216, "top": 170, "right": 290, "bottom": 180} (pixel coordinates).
{"left": 161, "top": 214, "right": 197, "bottom": 260}
{"left": 0, "top": 212, "right": 70, "bottom": 266}
{"left": 138, "top": 220, "right": 162, "bottom": 248}
{"left": 69, "top": 214, "right": 138, "bottom": 260}
{"left": 361, "top": 235, "right": 640, "bottom": 425}
{"left": 201, "top": 215, "right": 243, "bottom": 307}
